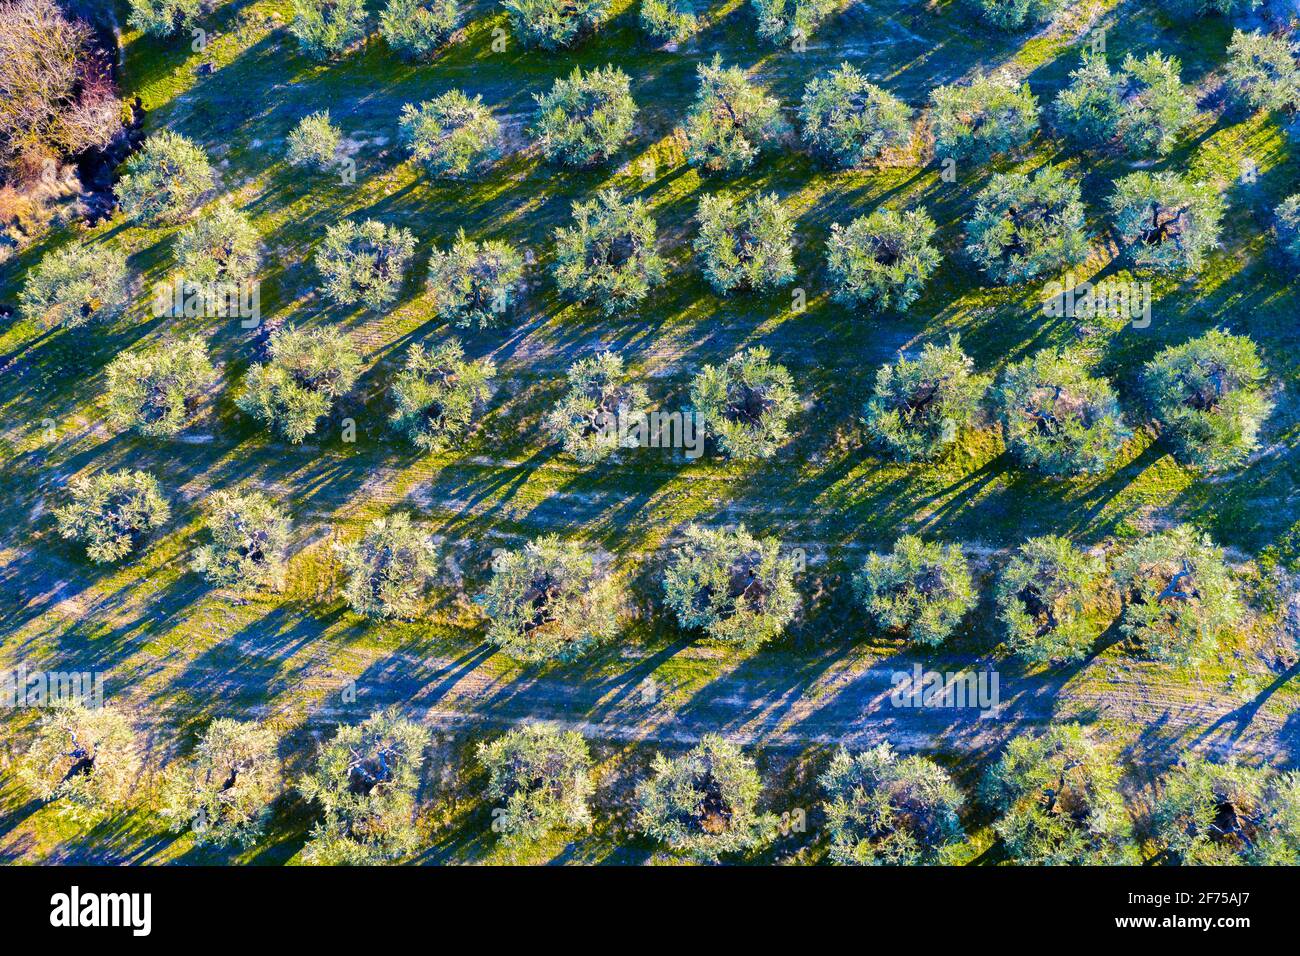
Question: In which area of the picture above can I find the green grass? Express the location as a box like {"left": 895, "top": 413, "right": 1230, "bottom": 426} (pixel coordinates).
{"left": 1, "top": 0, "right": 1299, "bottom": 864}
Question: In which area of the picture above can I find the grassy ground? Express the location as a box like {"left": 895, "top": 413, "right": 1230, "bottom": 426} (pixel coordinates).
{"left": 1, "top": 0, "right": 1299, "bottom": 863}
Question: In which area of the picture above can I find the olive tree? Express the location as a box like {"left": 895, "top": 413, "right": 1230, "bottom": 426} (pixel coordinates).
{"left": 191, "top": 488, "right": 292, "bottom": 592}
{"left": 821, "top": 743, "right": 965, "bottom": 865}
{"left": 964, "top": 0, "right": 1064, "bottom": 30}
{"left": 1115, "top": 52, "right": 1196, "bottom": 157}
{"left": 338, "top": 513, "right": 439, "bottom": 620}
{"left": 1152, "top": 755, "right": 1300, "bottom": 865}
{"left": 299, "top": 709, "right": 429, "bottom": 865}
{"left": 853, "top": 535, "right": 976, "bottom": 646}
{"left": 543, "top": 350, "right": 650, "bottom": 464}
{"left": 930, "top": 74, "right": 1038, "bottom": 164}
{"left": 389, "top": 338, "right": 496, "bottom": 452}
{"left": 532, "top": 65, "right": 637, "bottom": 167}
{"left": 20, "top": 242, "right": 129, "bottom": 329}
{"left": 104, "top": 335, "right": 216, "bottom": 438}
{"left": 1224, "top": 29, "right": 1299, "bottom": 114}
{"left": 477, "top": 724, "right": 594, "bottom": 847}
{"left": 826, "top": 208, "right": 941, "bottom": 313}
{"left": 693, "top": 192, "right": 795, "bottom": 295}
{"left": 994, "top": 348, "right": 1131, "bottom": 477}
{"left": 399, "top": 92, "right": 500, "bottom": 179}
{"left": 1142, "top": 330, "right": 1272, "bottom": 472}
{"left": 685, "top": 55, "right": 784, "bottom": 174}
{"left": 289, "top": 0, "right": 368, "bottom": 60}
{"left": 1052, "top": 51, "right": 1126, "bottom": 150}
{"left": 1112, "top": 525, "right": 1242, "bottom": 667}
{"left": 640, "top": 0, "right": 697, "bottom": 42}
{"left": 799, "top": 63, "right": 912, "bottom": 169}
{"left": 1108, "top": 172, "right": 1224, "bottom": 275}
{"left": 995, "top": 535, "right": 1109, "bottom": 665}
{"left": 55, "top": 469, "right": 170, "bottom": 563}
{"left": 128, "top": 0, "right": 208, "bottom": 36}
{"left": 426, "top": 231, "right": 525, "bottom": 330}
{"left": 964, "top": 165, "right": 1088, "bottom": 284}
{"left": 690, "top": 346, "right": 799, "bottom": 460}
{"left": 19, "top": 702, "right": 139, "bottom": 824}
{"left": 175, "top": 201, "right": 261, "bottom": 285}
{"left": 286, "top": 110, "right": 342, "bottom": 171}
{"left": 662, "top": 523, "right": 799, "bottom": 649}
{"left": 634, "top": 734, "right": 772, "bottom": 862}
{"left": 476, "top": 535, "right": 621, "bottom": 663}
{"left": 1158, "top": 0, "right": 1258, "bottom": 17}
{"left": 981, "top": 725, "right": 1137, "bottom": 864}
{"left": 1275, "top": 193, "right": 1300, "bottom": 265}
{"left": 553, "top": 188, "right": 665, "bottom": 315}
{"left": 501, "top": 0, "right": 611, "bottom": 50}
{"left": 158, "top": 719, "right": 280, "bottom": 848}
{"left": 752, "top": 0, "right": 836, "bottom": 45}
{"left": 379, "top": 0, "right": 458, "bottom": 59}
{"left": 315, "top": 218, "right": 416, "bottom": 308}
{"left": 862, "top": 337, "right": 983, "bottom": 461}
{"left": 115, "top": 131, "right": 213, "bottom": 225}
{"left": 237, "top": 325, "right": 361, "bottom": 443}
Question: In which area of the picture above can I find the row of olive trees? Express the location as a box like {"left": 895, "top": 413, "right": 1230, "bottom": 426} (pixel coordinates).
{"left": 20, "top": 704, "right": 1298, "bottom": 864}
{"left": 53, "top": 465, "right": 1249, "bottom": 668}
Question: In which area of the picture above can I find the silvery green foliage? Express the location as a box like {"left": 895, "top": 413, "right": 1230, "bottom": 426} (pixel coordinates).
{"left": 1142, "top": 329, "right": 1272, "bottom": 472}
{"left": 237, "top": 325, "right": 361, "bottom": 443}
{"left": 191, "top": 488, "right": 292, "bottom": 592}
{"left": 1113, "top": 52, "right": 1196, "bottom": 157}
{"left": 532, "top": 64, "right": 637, "bottom": 167}
{"left": 477, "top": 725, "right": 594, "bottom": 847}
{"left": 852, "top": 535, "right": 976, "bottom": 647}
{"left": 693, "top": 191, "right": 795, "bottom": 295}
{"left": 826, "top": 208, "right": 940, "bottom": 312}
{"left": 286, "top": 110, "right": 342, "bottom": 171}
{"left": 1224, "top": 29, "right": 1300, "bottom": 113}
{"left": 1112, "top": 524, "right": 1242, "bottom": 667}
{"left": 862, "top": 337, "right": 983, "bottom": 461}
{"left": 799, "top": 63, "right": 912, "bottom": 168}
{"left": 981, "top": 725, "right": 1138, "bottom": 865}
{"left": 104, "top": 335, "right": 215, "bottom": 438}
{"left": 553, "top": 188, "right": 666, "bottom": 315}
{"left": 158, "top": 719, "right": 280, "bottom": 848}
{"left": 54, "top": 469, "right": 170, "bottom": 564}
{"left": 964, "top": 0, "right": 1064, "bottom": 30}
{"left": 299, "top": 709, "right": 429, "bottom": 865}
{"left": 1108, "top": 171, "right": 1223, "bottom": 274}
{"left": 821, "top": 743, "right": 966, "bottom": 865}
{"left": 338, "top": 513, "right": 439, "bottom": 620}
{"left": 995, "top": 535, "right": 1108, "bottom": 665}
{"left": 501, "top": 0, "right": 611, "bottom": 50}
{"left": 634, "top": 734, "right": 773, "bottom": 862}
{"left": 379, "top": 0, "right": 458, "bottom": 59}
{"left": 661, "top": 523, "right": 798, "bottom": 649}
{"left": 426, "top": 230, "right": 525, "bottom": 329}
{"left": 690, "top": 346, "right": 799, "bottom": 460}
{"left": 751, "top": 0, "right": 836, "bottom": 45}
{"left": 115, "top": 130, "right": 213, "bottom": 225}
{"left": 1152, "top": 755, "right": 1300, "bottom": 865}
{"left": 1053, "top": 51, "right": 1126, "bottom": 149}
{"left": 685, "top": 54, "right": 785, "bottom": 174}
{"left": 930, "top": 74, "right": 1038, "bottom": 163}
{"left": 175, "top": 201, "right": 260, "bottom": 285}
{"left": 400, "top": 92, "right": 501, "bottom": 178}
{"left": 964, "top": 165, "right": 1088, "bottom": 284}
{"left": 289, "top": 0, "right": 368, "bottom": 60}
{"left": 994, "top": 348, "right": 1131, "bottom": 477}
{"left": 1276, "top": 193, "right": 1300, "bottom": 264}
{"left": 543, "top": 351, "right": 649, "bottom": 464}
{"left": 389, "top": 338, "right": 496, "bottom": 452}
{"left": 127, "top": 0, "right": 207, "bottom": 36}
{"left": 19, "top": 702, "right": 139, "bottom": 824}
{"left": 19, "top": 242, "right": 129, "bottom": 329}
{"left": 315, "top": 218, "right": 415, "bottom": 308}
{"left": 477, "top": 535, "right": 621, "bottom": 663}
{"left": 640, "top": 0, "right": 697, "bottom": 42}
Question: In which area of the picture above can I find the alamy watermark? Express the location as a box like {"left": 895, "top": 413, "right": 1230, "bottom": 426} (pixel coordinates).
{"left": 890, "top": 664, "right": 1000, "bottom": 717}
{"left": 1, "top": 665, "right": 104, "bottom": 709}
{"left": 1042, "top": 271, "right": 1151, "bottom": 329}
{"left": 590, "top": 408, "right": 706, "bottom": 460}
{"left": 152, "top": 275, "right": 261, "bottom": 327}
